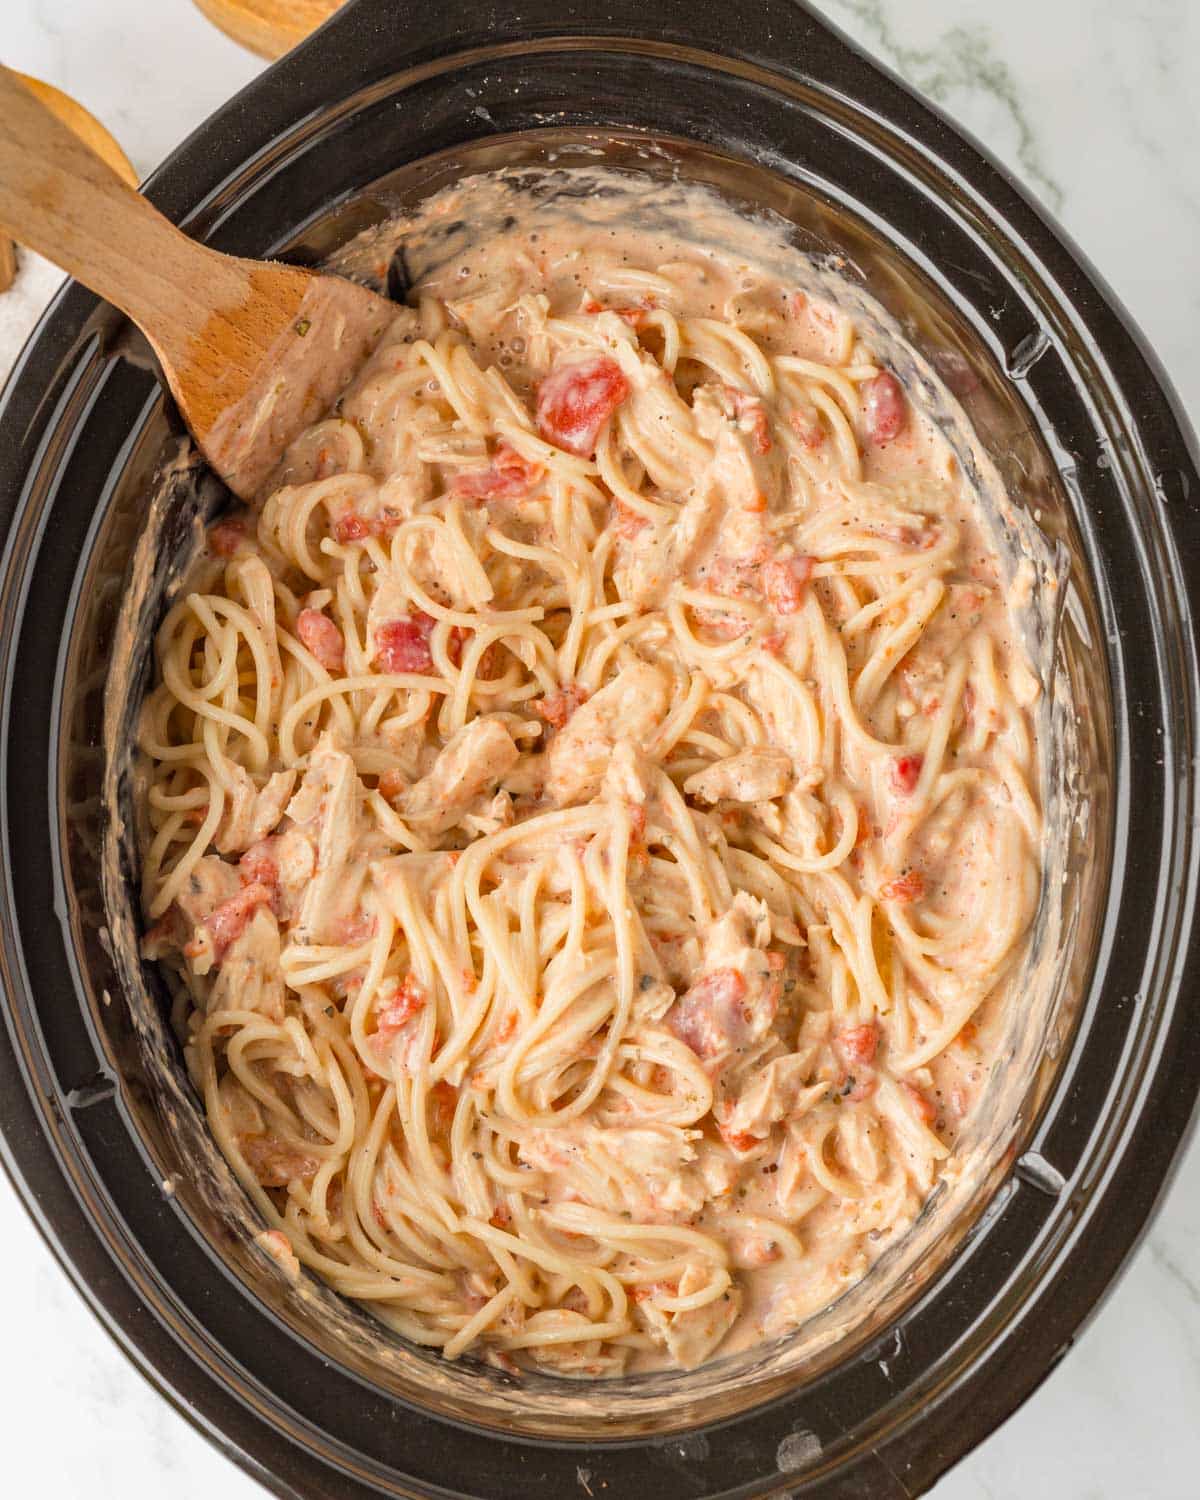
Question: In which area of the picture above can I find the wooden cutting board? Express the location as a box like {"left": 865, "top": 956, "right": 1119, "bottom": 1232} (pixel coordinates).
{"left": 192, "top": 0, "right": 347, "bottom": 59}
{"left": 0, "top": 74, "right": 137, "bottom": 293}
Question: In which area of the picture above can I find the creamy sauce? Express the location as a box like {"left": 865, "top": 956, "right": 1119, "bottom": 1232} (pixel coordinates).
{"left": 134, "top": 169, "right": 1044, "bottom": 1375}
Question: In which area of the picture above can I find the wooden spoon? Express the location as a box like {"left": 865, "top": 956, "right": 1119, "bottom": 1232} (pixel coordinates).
{"left": 0, "top": 63, "right": 393, "bottom": 500}
{"left": 192, "top": 0, "right": 347, "bottom": 59}
{"left": 0, "top": 71, "right": 138, "bottom": 292}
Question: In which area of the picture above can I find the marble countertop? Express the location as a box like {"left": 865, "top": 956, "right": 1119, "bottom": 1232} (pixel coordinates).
{"left": 1, "top": 1, "right": 1197, "bottom": 1495}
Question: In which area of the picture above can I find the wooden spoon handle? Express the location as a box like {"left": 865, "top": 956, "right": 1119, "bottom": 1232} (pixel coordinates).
{"left": 0, "top": 65, "right": 246, "bottom": 349}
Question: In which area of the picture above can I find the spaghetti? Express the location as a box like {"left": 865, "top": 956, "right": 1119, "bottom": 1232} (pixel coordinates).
{"left": 138, "top": 175, "right": 1043, "bottom": 1374}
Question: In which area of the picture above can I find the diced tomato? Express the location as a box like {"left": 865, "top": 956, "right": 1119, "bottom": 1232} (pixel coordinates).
{"left": 862, "top": 371, "right": 907, "bottom": 443}
{"left": 452, "top": 442, "right": 544, "bottom": 501}
{"left": 902, "top": 1080, "right": 937, "bottom": 1126}
{"left": 210, "top": 518, "right": 247, "bottom": 557}
{"left": 879, "top": 870, "right": 925, "bottom": 905}
{"left": 667, "top": 968, "right": 749, "bottom": 1061}
{"left": 378, "top": 768, "right": 407, "bottom": 803}
{"left": 187, "top": 882, "right": 273, "bottom": 963}
{"left": 727, "top": 388, "right": 772, "bottom": 454}
{"left": 297, "top": 608, "right": 345, "bottom": 672}
{"left": 489, "top": 1204, "right": 512, "bottom": 1230}
{"left": 332, "top": 511, "right": 400, "bottom": 545}
{"left": 530, "top": 682, "right": 589, "bottom": 730}
{"left": 583, "top": 294, "right": 655, "bottom": 329}
{"left": 374, "top": 613, "right": 436, "bottom": 674}
{"left": 889, "top": 754, "right": 924, "bottom": 795}
{"left": 374, "top": 974, "right": 427, "bottom": 1043}
{"left": 836, "top": 1021, "right": 880, "bottom": 1067}
{"left": 536, "top": 354, "right": 630, "bottom": 457}
{"left": 760, "top": 631, "right": 786, "bottom": 656}
{"left": 611, "top": 501, "right": 650, "bottom": 539}
{"left": 238, "top": 1133, "right": 318, "bottom": 1186}
{"left": 333, "top": 513, "right": 371, "bottom": 544}
{"left": 762, "top": 554, "right": 814, "bottom": 614}
{"left": 239, "top": 839, "right": 280, "bottom": 899}
{"left": 718, "top": 1124, "right": 760, "bottom": 1155}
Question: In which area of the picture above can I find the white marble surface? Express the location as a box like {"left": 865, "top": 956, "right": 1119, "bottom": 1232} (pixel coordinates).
{"left": 0, "top": 1, "right": 1197, "bottom": 1495}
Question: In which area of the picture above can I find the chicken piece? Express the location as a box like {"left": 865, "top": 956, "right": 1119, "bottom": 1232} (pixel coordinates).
{"left": 684, "top": 746, "right": 792, "bottom": 805}
{"left": 666, "top": 894, "right": 783, "bottom": 1068}
{"left": 400, "top": 716, "right": 520, "bottom": 836}
{"left": 611, "top": 487, "right": 720, "bottom": 609}
{"left": 239, "top": 827, "right": 317, "bottom": 923}
{"left": 214, "top": 766, "right": 297, "bottom": 855}
{"left": 693, "top": 384, "right": 777, "bottom": 516}
{"left": 546, "top": 662, "right": 670, "bottom": 806}
{"left": 601, "top": 737, "right": 656, "bottom": 813}
{"left": 520, "top": 1122, "right": 706, "bottom": 1221}
{"left": 702, "top": 891, "right": 774, "bottom": 964}
{"left": 717, "top": 1054, "right": 826, "bottom": 1146}
{"left": 207, "top": 906, "right": 286, "bottom": 1021}
{"left": 172, "top": 855, "right": 241, "bottom": 928}
{"left": 640, "top": 1264, "right": 742, "bottom": 1370}
{"left": 285, "top": 740, "right": 370, "bottom": 944}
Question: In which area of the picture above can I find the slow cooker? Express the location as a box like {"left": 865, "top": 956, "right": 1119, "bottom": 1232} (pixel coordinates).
{"left": 1, "top": 1, "right": 1198, "bottom": 1495}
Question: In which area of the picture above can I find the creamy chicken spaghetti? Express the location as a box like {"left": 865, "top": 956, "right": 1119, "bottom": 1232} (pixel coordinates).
{"left": 138, "top": 171, "right": 1043, "bottom": 1375}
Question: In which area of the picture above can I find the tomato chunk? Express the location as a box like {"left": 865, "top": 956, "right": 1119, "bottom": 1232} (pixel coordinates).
{"left": 762, "top": 555, "right": 814, "bottom": 614}
{"left": 374, "top": 613, "right": 436, "bottom": 674}
{"left": 611, "top": 501, "right": 650, "bottom": 539}
{"left": 879, "top": 869, "right": 925, "bottom": 905}
{"left": 210, "top": 518, "right": 247, "bottom": 557}
{"left": 536, "top": 354, "right": 629, "bottom": 457}
{"left": 297, "top": 608, "right": 345, "bottom": 672}
{"left": 239, "top": 839, "right": 280, "bottom": 898}
{"left": 863, "top": 371, "right": 907, "bottom": 443}
{"left": 889, "top": 754, "right": 924, "bottom": 795}
{"left": 836, "top": 1021, "right": 880, "bottom": 1068}
{"left": 375, "top": 974, "right": 427, "bottom": 1043}
{"left": 332, "top": 511, "right": 399, "bottom": 545}
{"left": 530, "top": 683, "right": 589, "bottom": 730}
{"left": 452, "top": 443, "right": 544, "bottom": 500}
{"left": 667, "top": 968, "right": 749, "bottom": 1061}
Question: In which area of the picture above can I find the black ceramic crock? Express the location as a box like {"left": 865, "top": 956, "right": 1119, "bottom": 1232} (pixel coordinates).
{"left": 1, "top": 2, "right": 1198, "bottom": 1496}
